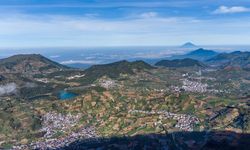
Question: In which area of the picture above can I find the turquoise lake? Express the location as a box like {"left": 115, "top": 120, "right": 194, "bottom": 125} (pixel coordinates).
{"left": 59, "top": 91, "right": 78, "bottom": 100}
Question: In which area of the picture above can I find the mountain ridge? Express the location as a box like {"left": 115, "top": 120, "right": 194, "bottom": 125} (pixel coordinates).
{"left": 207, "top": 51, "right": 250, "bottom": 70}
{"left": 169, "top": 48, "right": 218, "bottom": 61}
{"left": 82, "top": 60, "right": 155, "bottom": 84}
{"left": 0, "top": 54, "right": 69, "bottom": 74}
{"left": 155, "top": 58, "right": 206, "bottom": 68}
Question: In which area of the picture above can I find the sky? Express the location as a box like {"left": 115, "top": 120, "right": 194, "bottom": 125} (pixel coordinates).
{"left": 0, "top": 0, "right": 250, "bottom": 47}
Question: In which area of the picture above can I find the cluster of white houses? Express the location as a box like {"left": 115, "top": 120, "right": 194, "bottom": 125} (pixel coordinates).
{"left": 129, "top": 110, "right": 199, "bottom": 131}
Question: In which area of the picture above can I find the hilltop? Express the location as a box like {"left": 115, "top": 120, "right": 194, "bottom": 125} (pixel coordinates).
{"left": 0, "top": 54, "right": 69, "bottom": 74}
{"left": 207, "top": 51, "right": 250, "bottom": 70}
{"left": 0, "top": 54, "right": 73, "bottom": 99}
{"left": 82, "top": 60, "right": 155, "bottom": 83}
{"left": 169, "top": 48, "right": 218, "bottom": 61}
{"left": 180, "top": 42, "right": 197, "bottom": 48}
{"left": 155, "top": 58, "right": 206, "bottom": 68}
{"left": 187, "top": 48, "right": 218, "bottom": 57}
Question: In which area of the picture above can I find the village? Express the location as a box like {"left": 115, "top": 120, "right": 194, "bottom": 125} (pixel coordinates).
{"left": 40, "top": 112, "right": 82, "bottom": 138}
{"left": 182, "top": 79, "right": 208, "bottom": 93}
{"left": 13, "top": 112, "right": 98, "bottom": 150}
{"left": 129, "top": 110, "right": 200, "bottom": 131}
{"left": 13, "top": 126, "right": 98, "bottom": 150}
{"left": 98, "top": 76, "right": 118, "bottom": 89}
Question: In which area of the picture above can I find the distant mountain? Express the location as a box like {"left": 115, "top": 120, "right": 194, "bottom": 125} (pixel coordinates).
{"left": 169, "top": 48, "right": 219, "bottom": 61}
{"left": 187, "top": 48, "right": 218, "bottom": 56}
{"left": 155, "top": 58, "right": 206, "bottom": 68}
{"left": 82, "top": 60, "right": 154, "bottom": 83}
{"left": 180, "top": 42, "right": 197, "bottom": 48}
{"left": 0, "top": 54, "right": 69, "bottom": 74}
{"left": 207, "top": 51, "right": 250, "bottom": 70}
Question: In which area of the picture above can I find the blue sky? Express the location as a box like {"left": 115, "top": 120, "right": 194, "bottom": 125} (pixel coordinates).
{"left": 0, "top": 0, "right": 250, "bottom": 47}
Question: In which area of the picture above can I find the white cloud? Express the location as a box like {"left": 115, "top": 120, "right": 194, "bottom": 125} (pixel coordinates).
{"left": 139, "top": 12, "right": 158, "bottom": 18}
{"left": 0, "top": 13, "right": 201, "bottom": 47}
{"left": 0, "top": 83, "right": 17, "bottom": 96}
{"left": 0, "top": 12, "right": 250, "bottom": 47}
{"left": 213, "top": 6, "right": 250, "bottom": 14}
{"left": 84, "top": 13, "right": 99, "bottom": 18}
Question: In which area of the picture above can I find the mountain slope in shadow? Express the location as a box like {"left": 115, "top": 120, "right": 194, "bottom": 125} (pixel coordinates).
{"left": 61, "top": 131, "right": 250, "bottom": 150}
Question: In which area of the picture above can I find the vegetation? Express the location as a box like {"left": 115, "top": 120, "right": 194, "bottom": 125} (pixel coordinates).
{"left": 155, "top": 58, "right": 206, "bottom": 68}
{"left": 0, "top": 53, "right": 249, "bottom": 149}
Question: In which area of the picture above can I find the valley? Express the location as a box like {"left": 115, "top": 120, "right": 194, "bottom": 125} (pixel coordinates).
{"left": 0, "top": 49, "right": 249, "bottom": 149}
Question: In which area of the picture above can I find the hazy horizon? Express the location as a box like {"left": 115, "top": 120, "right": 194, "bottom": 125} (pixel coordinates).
{"left": 0, "top": 44, "right": 249, "bottom": 69}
